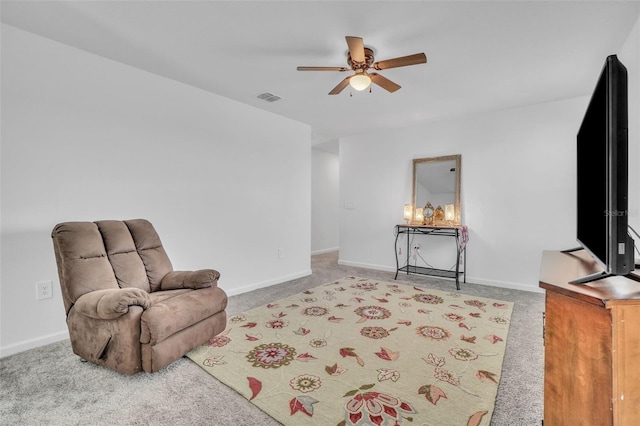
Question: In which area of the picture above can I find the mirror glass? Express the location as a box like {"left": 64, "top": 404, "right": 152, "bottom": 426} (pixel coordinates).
{"left": 412, "top": 155, "right": 461, "bottom": 225}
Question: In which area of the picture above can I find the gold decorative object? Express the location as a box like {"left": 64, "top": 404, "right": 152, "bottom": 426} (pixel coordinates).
{"left": 423, "top": 202, "right": 434, "bottom": 225}
{"left": 434, "top": 205, "right": 445, "bottom": 225}
{"left": 414, "top": 208, "right": 424, "bottom": 224}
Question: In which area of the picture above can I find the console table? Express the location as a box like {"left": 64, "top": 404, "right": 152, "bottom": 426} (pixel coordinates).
{"left": 540, "top": 250, "right": 640, "bottom": 425}
{"left": 394, "top": 224, "right": 467, "bottom": 290}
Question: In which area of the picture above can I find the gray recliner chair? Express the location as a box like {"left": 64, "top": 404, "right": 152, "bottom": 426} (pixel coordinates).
{"left": 51, "top": 219, "right": 227, "bottom": 374}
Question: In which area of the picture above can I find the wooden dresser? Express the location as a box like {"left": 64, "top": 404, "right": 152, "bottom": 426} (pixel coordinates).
{"left": 539, "top": 250, "right": 640, "bottom": 426}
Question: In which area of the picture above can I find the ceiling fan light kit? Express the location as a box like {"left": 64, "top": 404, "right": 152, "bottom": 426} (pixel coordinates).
{"left": 297, "top": 36, "right": 426, "bottom": 95}
{"left": 349, "top": 73, "right": 372, "bottom": 91}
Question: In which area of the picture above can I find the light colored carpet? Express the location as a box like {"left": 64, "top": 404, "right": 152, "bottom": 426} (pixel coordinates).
{"left": 187, "top": 276, "right": 513, "bottom": 425}
{"left": 0, "top": 251, "right": 544, "bottom": 425}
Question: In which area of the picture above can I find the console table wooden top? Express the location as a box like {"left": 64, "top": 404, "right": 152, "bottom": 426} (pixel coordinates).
{"left": 539, "top": 250, "right": 640, "bottom": 307}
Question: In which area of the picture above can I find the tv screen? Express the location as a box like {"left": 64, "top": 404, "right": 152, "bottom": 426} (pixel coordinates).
{"left": 572, "top": 54, "right": 635, "bottom": 284}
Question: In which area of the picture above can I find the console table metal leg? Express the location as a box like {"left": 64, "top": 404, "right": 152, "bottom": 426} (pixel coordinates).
{"left": 394, "top": 230, "right": 400, "bottom": 279}
{"left": 406, "top": 232, "right": 410, "bottom": 276}
{"left": 463, "top": 247, "right": 467, "bottom": 284}
{"left": 454, "top": 230, "right": 461, "bottom": 290}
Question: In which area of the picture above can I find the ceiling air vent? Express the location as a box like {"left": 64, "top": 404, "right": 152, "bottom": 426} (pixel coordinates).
{"left": 257, "top": 92, "right": 282, "bottom": 103}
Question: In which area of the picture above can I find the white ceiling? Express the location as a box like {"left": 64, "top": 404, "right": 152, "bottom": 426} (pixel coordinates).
{"left": 2, "top": 1, "right": 639, "bottom": 154}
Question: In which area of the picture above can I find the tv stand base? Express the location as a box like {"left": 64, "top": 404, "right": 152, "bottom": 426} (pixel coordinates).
{"left": 569, "top": 270, "right": 613, "bottom": 285}
{"left": 560, "top": 247, "right": 639, "bottom": 284}
{"left": 627, "top": 272, "right": 640, "bottom": 283}
{"left": 561, "top": 247, "right": 583, "bottom": 254}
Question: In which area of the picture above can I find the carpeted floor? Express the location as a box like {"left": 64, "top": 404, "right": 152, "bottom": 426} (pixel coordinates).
{"left": 0, "top": 252, "right": 544, "bottom": 425}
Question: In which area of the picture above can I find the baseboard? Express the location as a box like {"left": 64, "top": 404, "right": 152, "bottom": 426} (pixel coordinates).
{"left": 311, "top": 247, "right": 339, "bottom": 255}
{"left": 337, "top": 259, "right": 544, "bottom": 293}
{"left": 223, "top": 269, "right": 313, "bottom": 297}
{"left": 337, "top": 259, "right": 396, "bottom": 273}
{"left": 0, "top": 330, "right": 69, "bottom": 358}
{"left": 466, "top": 276, "right": 545, "bottom": 294}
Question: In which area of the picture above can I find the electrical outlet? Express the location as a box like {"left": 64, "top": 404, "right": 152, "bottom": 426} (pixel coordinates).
{"left": 278, "top": 248, "right": 285, "bottom": 258}
{"left": 36, "top": 281, "right": 53, "bottom": 300}
{"left": 413, "top": 243, "right": 421, "bottom": 250}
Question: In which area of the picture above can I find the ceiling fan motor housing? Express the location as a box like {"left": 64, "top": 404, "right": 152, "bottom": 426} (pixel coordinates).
{"left": 347, "top": 47, "right": 375, "bottom": 72}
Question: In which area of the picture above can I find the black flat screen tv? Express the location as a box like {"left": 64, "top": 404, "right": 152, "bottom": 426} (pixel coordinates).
{"left": 568, "top": 54, "right": 635, "bottom": 284}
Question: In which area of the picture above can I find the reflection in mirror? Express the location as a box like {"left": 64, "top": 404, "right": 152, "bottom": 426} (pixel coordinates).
{"left": 412, "top": 155, "right": 461, "bottom": 225}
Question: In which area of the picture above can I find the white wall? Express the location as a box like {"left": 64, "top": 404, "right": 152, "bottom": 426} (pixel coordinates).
{"left": 0, "top": 25, "right": 311, "bottom": 356}
{"left": 339, "top": 97, "right": 586, "bottom": 291}
{"left": 311, "top": 149, "right": 339, "bottom": 254}
{"left": 339, "top": 17, "right": 640, "bottom": 292}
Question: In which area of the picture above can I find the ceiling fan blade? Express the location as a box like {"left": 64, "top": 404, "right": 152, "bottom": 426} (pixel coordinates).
{"left": 370, "top": 73, "right": 401, "bottom": 93}
{"left": 346, "top": 36, "right": 365, "bottom": 63}
{"left": 373, "top": 53, "right": 427, "bottom": 70}
{"left": 328, "top": 76, "right": 352, "bottom": 95}
{"left": 297, "top": 66, "right": 350, "bottom": 72}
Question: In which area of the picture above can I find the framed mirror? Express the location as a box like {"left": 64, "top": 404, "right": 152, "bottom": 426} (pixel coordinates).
{"left": 412, "top": 155, "right": 461, "bottom": 225}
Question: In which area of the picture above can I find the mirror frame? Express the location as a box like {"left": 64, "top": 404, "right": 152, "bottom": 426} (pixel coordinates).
{"left": 412, "top": 154, "right": 461, "bottom": 225}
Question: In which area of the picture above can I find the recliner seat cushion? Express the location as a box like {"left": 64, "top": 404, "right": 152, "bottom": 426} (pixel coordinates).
{"left": 140, "top": 285, "right": 227, "bottom": 345}
{"left": 148, "top": 288, "right": 192, "bottom": 304}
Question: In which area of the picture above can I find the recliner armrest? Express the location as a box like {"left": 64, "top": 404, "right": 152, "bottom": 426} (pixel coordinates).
{"left": 73, "top": 288, "right": 151, "bottom": 320}
{"left": 160, "top": 269, "right": 220, "bottom": 290}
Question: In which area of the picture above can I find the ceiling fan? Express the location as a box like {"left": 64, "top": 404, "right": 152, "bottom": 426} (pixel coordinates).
{"left": 297, "top": 36, "right": 427, "bottom": 95}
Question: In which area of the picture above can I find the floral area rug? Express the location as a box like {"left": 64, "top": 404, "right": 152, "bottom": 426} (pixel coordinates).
{"left": 187, "top": 277, "right": 513, "bottom": 426}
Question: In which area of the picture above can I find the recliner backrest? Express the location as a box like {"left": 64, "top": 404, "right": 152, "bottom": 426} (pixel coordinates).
{"left": 52, "top": 219, "right": 173, "bottom": 315}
